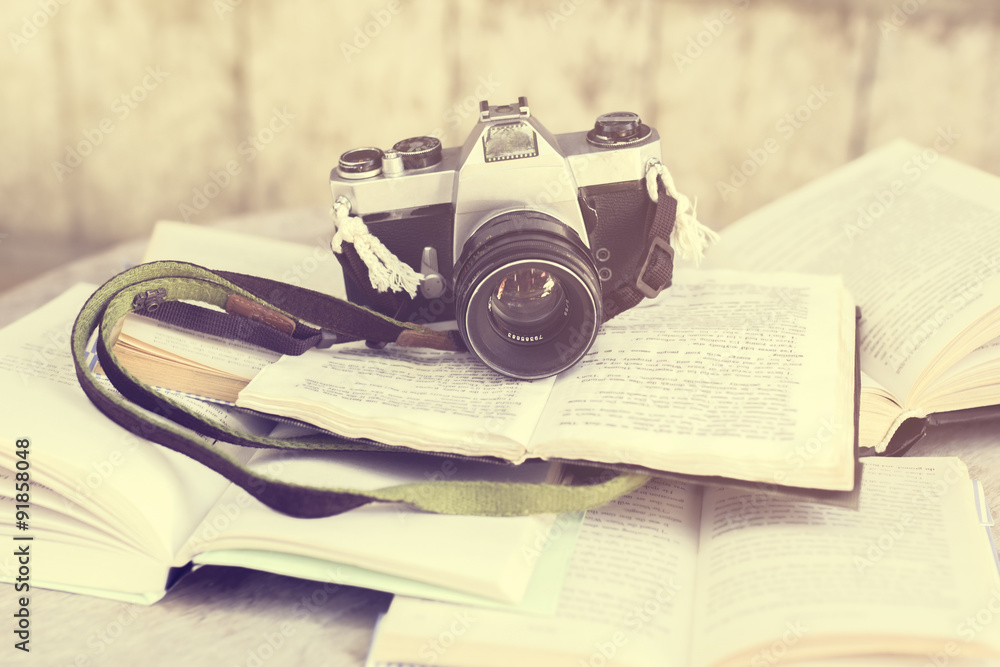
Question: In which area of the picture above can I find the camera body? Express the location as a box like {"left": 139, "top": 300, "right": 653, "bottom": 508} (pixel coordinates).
{"left": 330, "top": 97, "right": 671, "bottom": 379}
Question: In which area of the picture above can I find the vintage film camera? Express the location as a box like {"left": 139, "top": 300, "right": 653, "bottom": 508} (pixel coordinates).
{"left": 330, "top": 97, "right": 675, "bottom": 379}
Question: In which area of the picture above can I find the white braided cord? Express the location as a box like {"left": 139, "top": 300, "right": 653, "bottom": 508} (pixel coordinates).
{"left": 330, "top": 196, "right": 424, "bottom": 298}
{"left": 645, "top": 158, "right": 719, "bottom": 265}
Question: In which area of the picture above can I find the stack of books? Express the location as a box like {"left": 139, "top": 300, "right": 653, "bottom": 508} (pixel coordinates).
{"left": 2, "top": 141, "right": 1000, "bottom": 665}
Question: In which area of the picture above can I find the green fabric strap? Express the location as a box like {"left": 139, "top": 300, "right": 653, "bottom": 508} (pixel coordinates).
{"left": 71, "top": 261, "right": 649, "bottom": 518}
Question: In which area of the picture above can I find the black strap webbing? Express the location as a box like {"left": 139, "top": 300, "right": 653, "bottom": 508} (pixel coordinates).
{"left": 602, "top": 178, "right": 677, "bottom": 321}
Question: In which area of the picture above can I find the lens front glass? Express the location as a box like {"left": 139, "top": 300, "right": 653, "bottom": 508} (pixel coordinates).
{"left": 488, "top": 267, "right": 568, "bottom": 343}
{"left": 454, "top": 210, "right": 603, "bottom": 379}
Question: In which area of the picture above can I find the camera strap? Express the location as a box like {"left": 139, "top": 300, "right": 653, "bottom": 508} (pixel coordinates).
{"left": 71, "top": 260, "right": 650, "bottom": 518}
{"left": 602, "top": 161, "right": 720, "bottom": 319}
{"left": 601, "top": 174, "right": 679, "bottom": 320}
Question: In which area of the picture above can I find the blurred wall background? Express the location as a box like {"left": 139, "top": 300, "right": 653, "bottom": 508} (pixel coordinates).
{"left": 1, "top": 0, "right": 998, "bottom": 293}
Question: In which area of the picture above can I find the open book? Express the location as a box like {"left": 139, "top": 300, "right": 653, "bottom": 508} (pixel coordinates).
{"left": 368, "top": 457, "right": 1000, "bottom": 667}
{"left": 104, "top": 219, "right": 347, "bottom": 402}
{"left": 237, "top": 270, "right": 857, "bottom": 492}
{"left": 0, "top": 284, "right": 573, "bottom": 607}
{"left": 703, "top": 139, "right": 1000, "bottom": 454}
{"left": 111, "top": 253, "right": 860, "bottom": 493}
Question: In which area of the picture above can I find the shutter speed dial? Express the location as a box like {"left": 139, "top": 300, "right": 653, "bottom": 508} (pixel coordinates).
{"left": 392, "top": 136, "right": 443, "bottom": 170}
{"left": 586, "top": 111, "right": 651, "bottom": 147}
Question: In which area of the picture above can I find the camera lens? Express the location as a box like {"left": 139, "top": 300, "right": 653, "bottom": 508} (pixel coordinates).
{"left": 488, "top": 268, "right": 568, "bottom": 344}
{"left": 454, "top": 211, "right": 602, "bottom": 379}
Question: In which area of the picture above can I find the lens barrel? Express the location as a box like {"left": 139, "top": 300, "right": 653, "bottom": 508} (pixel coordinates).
{"left": 454, "top": 211, "right": 602, "bottom": 379}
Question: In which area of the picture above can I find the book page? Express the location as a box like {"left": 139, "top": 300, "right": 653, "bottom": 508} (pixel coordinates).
{"left": 118, "top": 314, "right": 280, "bottom": 380}
{"left": 367, "top": 479, "right": 702, "bottom": 667}
{"left": 178, "top": 447, "right": 562, "bottom": 605}
{"left": 0, "top": 286, "right": 258, "bottom": 578}
{"left": 920, "top": 337, "right": 1000, "bottom": 411}
{"left": 530, "top": 269, "right": 856, "bottom": 491}
{"left": 690, "top": 457, "right": 1000, "bottom": 667}
{"left": 143, "top": 219, "right": 347, "bottom": 298}
{"left": 777, "top": 658, "right": 999, "bottom": 667}
{"left": 0, "top": 472, "right": 134, "bottom": 550}
{"left": 704, "top": 140, "right": 1000, "bottom": 405}
{"left": 858, "top": 371, "right": 904, "bottom": 447}
{"left": 237, "top": 343, "right": 556, "bottom": 461}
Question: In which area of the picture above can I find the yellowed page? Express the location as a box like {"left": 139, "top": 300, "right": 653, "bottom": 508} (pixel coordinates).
{"left": 704, "top": 140, "right": 1000, "bottom": 409}
{"left": 690, "top": 457, "right": 1000, "bottom": 667}
{"left": 0, "top": 285, "right": 260, "bottom": 598}
{"left": 781, "top": 659, "right": 998, "bottom": 667}
{"left": 859, "top": 370, "right": 904, "bottom": 447}
{"left": 368, "top": 479, "right": 702, "bottom": 667}
{"left": 237, "top": 343, "right": 555, "bottom": 461}
{"left": 366, "top": 458, "right": 999, "bottom": 667}
{"left": 118, "top": 315, "right": 280, "bottom": 380}
{"left": 920, "top": 337, "right": 1000, "bottom": 411}
{"left": 530, "top": 269, "right": 856, "bottom": 491}
{"left": 178, "top": 447, "right": 561, "bottom": 604}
